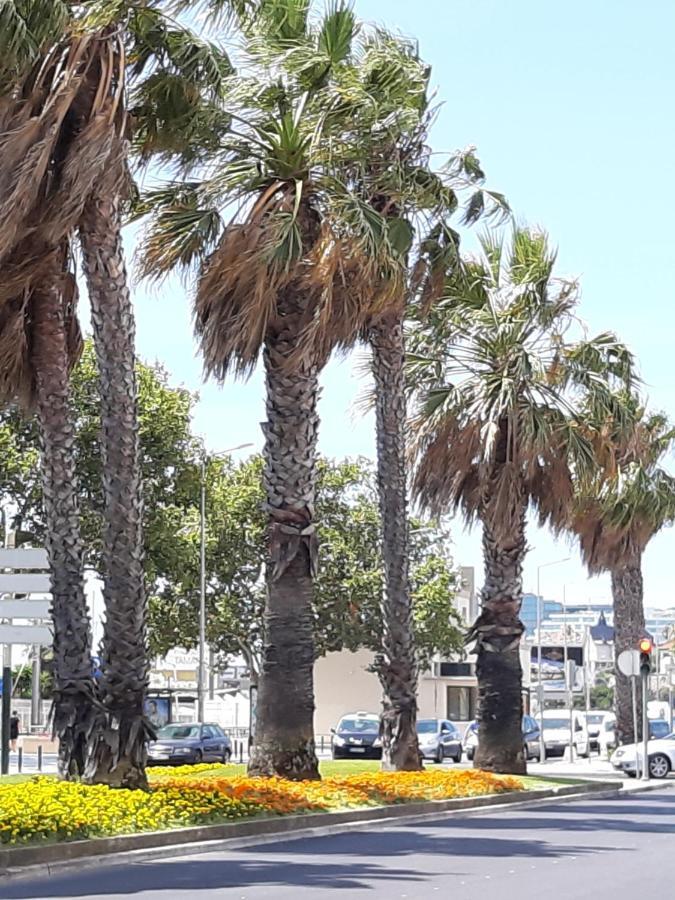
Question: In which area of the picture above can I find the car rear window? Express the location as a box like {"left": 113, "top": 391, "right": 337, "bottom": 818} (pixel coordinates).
{"left": 338, "top": 718, "right": 378, "bottom": 733}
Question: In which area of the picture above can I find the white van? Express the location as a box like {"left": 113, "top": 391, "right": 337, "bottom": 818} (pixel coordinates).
{"left": 541, "top": 709, "right": 590, "bottom": 758}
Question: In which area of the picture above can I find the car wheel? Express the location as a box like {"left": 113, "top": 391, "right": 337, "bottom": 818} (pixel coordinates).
{"left": 221, "top": 748, "right": 231, "bottom": 764}
{"left": 434, "top": 745, "right": 444, "bottom": 764}
{"left": 453, "top": 747, "right": 463, "bottom": 764}
{"left": 523, "top": 744, "right": 529, "bottom": 762}
{"left": 626, "top": 771, "right": 637, "bottom": 779}
{"left": 649, "top": 753, "right": 670, "bottom": 779}
{"left": 194, "top": 750, "right": 203, "bottom": 764}
{"left": 466, "top": 748, "right": 474, "bottom": 762}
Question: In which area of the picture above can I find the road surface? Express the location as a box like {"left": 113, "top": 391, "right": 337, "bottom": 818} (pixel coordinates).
{"left": 2, "top": 785, "right": 674, "bottom": 899}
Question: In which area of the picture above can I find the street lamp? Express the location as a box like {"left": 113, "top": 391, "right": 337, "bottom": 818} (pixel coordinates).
{"left": 198, "top": 443, "right": 254, "bottom": 721}
{"left": 535, "top": 556, "right": 570, "bottom": 762}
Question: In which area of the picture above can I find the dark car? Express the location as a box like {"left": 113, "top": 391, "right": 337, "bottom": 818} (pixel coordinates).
{"left": 331, "top": 713, "right": 382, "bottom": 759}
{"left": 417, "top": 718, "right": 463, "bottom": 763}
{"left": 463, "top": 715, "right": 542, "bottom": 762}
{"left": 147, "top": 723, "right": 232, "bottom": 766}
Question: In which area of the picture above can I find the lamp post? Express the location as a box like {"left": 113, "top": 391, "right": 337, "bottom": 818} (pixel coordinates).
{"left": 535, "top": 556, "right": 570, "bottom": 762}
{"left": 198, "top": 443, "right": 254, "bottom": 722}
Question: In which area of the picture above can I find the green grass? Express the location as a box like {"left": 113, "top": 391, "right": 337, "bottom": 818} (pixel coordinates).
{"left": 0, "top": 774, "right": 36, "bottom": 785}
{"left": 148, "top": 759, "right": 383, "bottom": 780}
{"left": 1, "top": 762, "right": 587, "bottom": 789}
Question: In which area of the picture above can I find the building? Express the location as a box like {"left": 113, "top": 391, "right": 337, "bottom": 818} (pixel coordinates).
{"left": 314, "top": 566, "right": 480, "bottom": 732}
{"left": 520, "top": 593, "right": 563, "bottom": 636}
{"left": 314, "top": 565, "right": 533, "bottom": 730}
{"left": 148, "top": 649, "right": 251, "bottom": 729}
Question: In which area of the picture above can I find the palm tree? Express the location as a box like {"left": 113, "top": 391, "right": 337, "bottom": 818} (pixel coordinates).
{"left": 78, "top": 6, "right": 236, "bottom": 790}
{"left": 138, "top": 1, "right": 414, "bottom": 779}
{"left": 570, "top": 403, "right": 675, "bottom": 745}
{"left": 409, "top": 227, "right": 634, "bottom": 774}
{"left": 0, "top": 2, "right": 234, "bottom": 784}
{"left": 270, "top": 22, "right": 506, "bottom": 770}
{"left": 0, "top": 17, "right": 118, "bottom": 778}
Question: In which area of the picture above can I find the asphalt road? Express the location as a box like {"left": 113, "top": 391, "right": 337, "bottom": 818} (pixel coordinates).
{"left": 2, "top": 786, "right": 674, "bottom": 900}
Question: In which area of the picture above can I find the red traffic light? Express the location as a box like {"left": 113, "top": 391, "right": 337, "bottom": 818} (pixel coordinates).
{"left": 639, "top": 637, "right": 653, "bottom": 654}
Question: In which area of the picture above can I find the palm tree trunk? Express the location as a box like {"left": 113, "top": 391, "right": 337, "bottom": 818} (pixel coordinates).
{"left": 78, "top": 189, "right": 151, "bottom": 789}
{"left": 247, "top": 291, "right": 320, "bottom": 781}
{"left": 611, "top": 555, "right": 645, "bottom": 745}
{"left": 472, "top": 514, "right": 527, "bottom": 774}
{"left": 370, "top": 314, "right": 421, "bottom": 772}
{"left": 30, "top": 251, "right": 96, "bottom": 778}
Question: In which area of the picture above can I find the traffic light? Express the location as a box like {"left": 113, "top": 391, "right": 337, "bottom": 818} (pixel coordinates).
{"left": 639, "top": 637, "right": 653, "bottom": 676}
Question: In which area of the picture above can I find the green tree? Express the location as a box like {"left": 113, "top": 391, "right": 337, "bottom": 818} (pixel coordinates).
{"left": 0, "top": 341, "right": 201, "bottom": 598}
{"left": 410, "top": 227, "right": 634, "bottom": 774}
{"left": 11, "top": 662, "right": 54, "bottom": 701}
{"left": 149, "top": 456, "right": 462, "bottom": 675}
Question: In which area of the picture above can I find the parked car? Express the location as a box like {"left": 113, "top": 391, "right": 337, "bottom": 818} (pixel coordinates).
{"left": 416, "top": 718, "right": 463, "bottom": 763}
{"left": 463, "top": 715, "right": 541, "bottom": 762}
{"left": 147, "top": 723, "right": 232, "bottom": 766}
{"left": 611, "top": 730, "right": 675, "bottom": 778}
{"left": 583, "top": 710, "right": 616, "bottom": 752}
{"left": 331, "top": 712, "right": 382, "bottom": 759}
{"left": 540, "top": 709, "right": 589, "bottom": 758}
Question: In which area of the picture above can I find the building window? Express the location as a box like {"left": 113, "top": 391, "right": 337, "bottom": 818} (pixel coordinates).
{"left": 447, "top": 686, "right": 476, "bottom": 721}
{"left": 438, "top": 662, "right": 473, "bottom": 677}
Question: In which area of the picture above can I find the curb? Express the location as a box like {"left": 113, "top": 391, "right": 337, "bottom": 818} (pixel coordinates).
{"left": 0, "top": 780, "right": 623, "bottom": 883}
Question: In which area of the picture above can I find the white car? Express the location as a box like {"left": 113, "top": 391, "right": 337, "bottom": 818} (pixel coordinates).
{"left": 541, "top": 709, "right": 590, "bottom": 758}
{"left": 583, "top": 710, "right": 616, "bottom": 753}
{"left": 611, "top": 732, "right": 675, "bottom": 778}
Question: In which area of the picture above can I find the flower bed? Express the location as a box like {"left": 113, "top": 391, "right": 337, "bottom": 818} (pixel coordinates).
{"left": 0, "top": 769, "right": 522, "bottom": 846}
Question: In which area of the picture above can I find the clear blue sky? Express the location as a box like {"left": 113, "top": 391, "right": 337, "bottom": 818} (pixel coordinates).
{"left": 126, "top": 0, "right": 675, "bottom": 609}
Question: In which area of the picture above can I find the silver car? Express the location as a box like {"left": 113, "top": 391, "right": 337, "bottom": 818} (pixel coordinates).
{"left": 416, "top": 718, "right": 463, "bottom": 763}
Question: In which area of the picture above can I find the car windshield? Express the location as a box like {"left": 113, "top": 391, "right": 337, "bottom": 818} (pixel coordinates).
{"left": 156, "top": 725, "right": 200, "bottom": 740}
{"left": 338, "top": 718, "right": 378, "bottom": 733}
{"left": 650, "top": 722, "right": 670, "bottom": 738}
{"left": 416, "top": 720, "right": 438, "bottom": 734}
{"left": 543, "top": 718, "right": 571, "bottom": 730}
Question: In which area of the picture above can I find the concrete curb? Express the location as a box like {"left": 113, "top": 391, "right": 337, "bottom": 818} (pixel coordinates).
{"left": 0, "top": 780, "right": 624, "bottom": 883}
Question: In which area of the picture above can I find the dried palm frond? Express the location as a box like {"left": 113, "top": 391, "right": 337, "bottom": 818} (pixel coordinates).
{"left": 0, "top": 27, "right": 126, "bottom": 405}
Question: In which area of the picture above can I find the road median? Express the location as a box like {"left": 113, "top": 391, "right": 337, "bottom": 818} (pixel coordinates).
{"left": 0, "top": 779, "right": 622, "bottom": 882}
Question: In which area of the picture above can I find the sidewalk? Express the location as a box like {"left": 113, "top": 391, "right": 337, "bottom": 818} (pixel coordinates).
{"left": 526, "top": 755, "right": 617, "bottom": 780}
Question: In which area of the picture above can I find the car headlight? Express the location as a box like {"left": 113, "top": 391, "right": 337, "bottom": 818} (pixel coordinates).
{"left": 373, "top": 737, "right": 382, "bottom": 748}
{"left": 613, "top": 749, "right": 624, "bottom": 758}
{"left": 333, "top": 735, "right": 346, "bottom": 747}
{"left": 174, "top": 747, "right": 193, "bottom": 755}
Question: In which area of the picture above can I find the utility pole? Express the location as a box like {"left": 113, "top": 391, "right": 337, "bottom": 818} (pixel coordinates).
{"left": 198, "top": 457, "right": 206, "bottom": 723}
{"left": 535, "top": 557, "right": 570, "bottom": 763}
{"left": 1, "top": 667, "right": 10, "bottom": 775}
{"left": 197, "top": 443, "right": 254, "bottom": 723}
{"left": 30, "top": 645, "right": 41, "bottom": 728}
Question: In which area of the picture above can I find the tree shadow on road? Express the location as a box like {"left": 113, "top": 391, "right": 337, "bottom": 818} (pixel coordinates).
{"left": 0, "top": 858, "right": 432, "bottom": 899}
